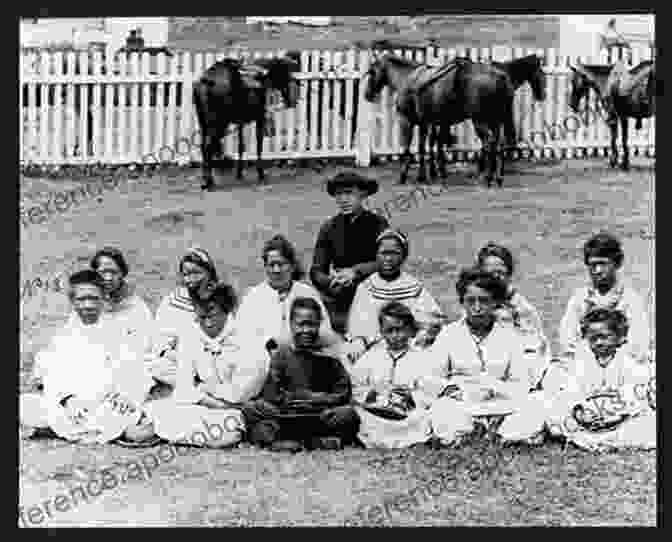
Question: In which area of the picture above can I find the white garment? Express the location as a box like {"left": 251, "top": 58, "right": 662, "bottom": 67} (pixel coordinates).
{"left": 147, "top": 318, "right": 268, "bottom": 444}
{"left": 347, "top": 271, "right": 441, "bottom": 345}
{"left": 236, "top": 280, "right": 340, "bottom": 347}
{"left": 542, "top": 341, "right": 655, "bottom": 451}
{"left": 350, "top": 344, "right": 436, "bottom": 448}
{"left": 66, "top": 292, "right": 154, "bottom": 366}
{"left": 425, "top": 318, "right": 542, "bottom": 443}
{"left": 150, "top": 287, "right": 198, "bottom": 384}
{"left": 559, "top": 281, "right": 650, "bottom": 363}
{"left": 32, "top": 315, "right": 153, "bottom": 443}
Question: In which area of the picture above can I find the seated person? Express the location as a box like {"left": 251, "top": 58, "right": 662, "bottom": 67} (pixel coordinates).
{"left": 235, "top": 234, "right": 342, "bottom": 355}
{"left": 91, "top": 247, "right": 153, "bottom": 359}
{"left": 20, "top": 270, "right": 156, "bottom": 446}
{"left": 476, "top": 242, "right": 550, "bottom": 389}
{"left": 242, "top": 297, "right": 359, "bottom": 452}
{"left": 543, "top": 308, "right": 655, "bottom": 452}
{"left": 309, "top": 172, "right": 389, "bottom": 335}
{"left": 351, "top": 302, "right": 436, "bottom": 449}
{"left": 559, "top": 232, "right": 650, "bottom": 363}
{"left": 150, "top": 247, "right": 223, "bottom": 388}
{"left": 147, "top": 285, "right": 268, "bottom": 449}
{"left": 346, "top": 228, "right": 442, "bottom": 362}
{"left": 426, "top": 267, "right": 545, "bottom": 446}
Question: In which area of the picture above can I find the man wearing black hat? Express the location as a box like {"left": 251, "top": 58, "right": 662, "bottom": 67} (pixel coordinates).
{"left": 310, "top": 171, "right": 389, "bottom": 336}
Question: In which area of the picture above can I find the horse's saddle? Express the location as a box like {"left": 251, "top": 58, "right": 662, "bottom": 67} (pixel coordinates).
{"left": 407, "top": 60, "right": 463, "bottom": 93}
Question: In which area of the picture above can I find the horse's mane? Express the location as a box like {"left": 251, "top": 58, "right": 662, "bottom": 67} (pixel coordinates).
{"left": 579, "top": 64, "right": 614, "bottom": 77}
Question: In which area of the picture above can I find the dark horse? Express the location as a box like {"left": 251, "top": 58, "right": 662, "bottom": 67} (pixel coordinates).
{"left": 569, "top": 59, "right": 655, "bottom": 170}
{"left": 364, "top": 53, "right": 518, "bottom": 187}
{"left": 193, "top": 53, "right": 300, "bottom": 190}
{"left": 431, "top": 54, "right": 547, "bottom": 178}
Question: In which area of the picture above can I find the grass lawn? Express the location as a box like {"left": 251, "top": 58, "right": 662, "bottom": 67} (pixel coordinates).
{"left": 19, "top": 157, "right": 655, "bottom": 526}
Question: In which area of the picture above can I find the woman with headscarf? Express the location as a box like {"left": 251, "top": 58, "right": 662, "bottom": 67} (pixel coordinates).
{"left": 235, "top": 234, "right": 343, "bottom": 355}
{"left": 346, "top": 228, "right": 443, "bottom": 361}
{"left": 150, "top": 247, "right": 224, "bottom": 387}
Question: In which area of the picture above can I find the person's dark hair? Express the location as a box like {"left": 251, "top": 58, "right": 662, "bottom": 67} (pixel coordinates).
{"left": 179, "top": 247, "right": 219, "bottom": 283}
{"left": 455, "top": 267, "right": 508, "bottom": 305}
{"left": 378, "top": 301, "right": 419, "bottom": 335}
{"left": 583, "top": 232, "right": 624, "bottom": 268}
{"left": 262, "top": 234, "right": 305, "bottom": 281}
{"left": 376, "top": 228, "right": 410, "bottom": 261}
{"left": 289, "top": 296, "right": 323, "bottom": 322}
{"left": 477, "top": 242, "right": 515, "bottom": 277}
{"left": 68, "top": 269, "right": 104, "bottom": 292}
{"left": 196, "top": 283, "right": 238, "bottom": 315}
{"left": 580, "top": 308, "right": 629, "bottom": 340}
{"left": 90, "top": 247, "right": 129, "bottom": 277}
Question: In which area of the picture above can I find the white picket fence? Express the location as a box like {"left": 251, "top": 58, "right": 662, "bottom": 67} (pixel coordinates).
{"left": 20, "top": 45, "right": 655, "bottom": 168}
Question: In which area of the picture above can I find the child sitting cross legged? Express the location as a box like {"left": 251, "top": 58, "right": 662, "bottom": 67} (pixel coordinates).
{"left": 544, "top": 308, "right": 655, "bottom": 452}
{"left": 350, "top": 302, "right": 436, "bottom": 449}
{"left": 242, "top": 297, "right": 359, "bottom": 452}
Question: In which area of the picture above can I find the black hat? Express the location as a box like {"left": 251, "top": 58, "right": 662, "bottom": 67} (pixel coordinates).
{"left": 326, "top": 171, "right": 379, "bottom": 197}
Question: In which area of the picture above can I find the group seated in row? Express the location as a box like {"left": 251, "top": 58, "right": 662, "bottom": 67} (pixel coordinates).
{"left": 19, "top": 228, "right": 654, "bottom": 453}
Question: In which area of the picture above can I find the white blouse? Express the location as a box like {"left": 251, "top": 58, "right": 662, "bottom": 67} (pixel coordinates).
{"left": 425, "top": 318, "right": 531, "bottom": 401}
{"left": 36, "top": 316, "right": 153, "bottom": 409}
{"left": 171, "top": 317, "right": 269, "bottom": 406}
{"left": 235, "top": 280, "right": 340, "bottom": 347}
{"left": 347, "top": 271, "right": 441, "bottom": 343}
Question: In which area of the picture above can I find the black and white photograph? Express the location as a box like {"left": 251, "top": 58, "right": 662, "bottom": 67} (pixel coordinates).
{"left": 19, "top": 14, "right": 656, "bottom": 526}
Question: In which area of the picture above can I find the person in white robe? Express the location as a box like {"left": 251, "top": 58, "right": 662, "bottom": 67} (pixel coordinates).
{"left": 149, "top": 247, "right": 223, "bottom": 387}
{"left": 543, "top": 308, "right": 655, "bottom": 452}
{"left": 147, "top": 284, "right": 269, "bottom": 448}
{"left": 476, "top": 242, "right": 551, "bottom": 389}
{"left": 559, "top": 232, "right": 650, "bottom": 364}
{"left": 426, "top": 267, "right": 545, "bottom": 445}
{"left": 346, "top": 229, "right": 442, "bottom": 362}
{"left": 235, "top": 234, "right": 342, "bottom": 356}
{"left": 66, "top": 248, "right": 154, "bottom": 363}
{"left": 351, "top": 302, "right": 437, "bottom": 449}
{"left": 20, "top": 270, "right": 156, "bottom": 445}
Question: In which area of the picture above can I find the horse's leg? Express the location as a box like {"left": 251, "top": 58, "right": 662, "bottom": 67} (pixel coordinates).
{"left": 437, "top": 123, "right": 449, "bottom": 179}
{"left": 399, "top": 118, "right": 414, "bottom": 185}
{"left": 487, "top": 129, "right": 499, "bottom": 188}
{"left": 492, "top": 124, "right": 505, "bottom": 188}
{"left": 255, "top": 117, "right": 266, "bottom": 183}
{"left": 427, "top": 124, "right": 438, "bottom": 181}
{"left": 608, "top": 121, "right": 619, "bottom": 169}
{"left": 200, "top": 127, "right": 220, "bottom": 191}
{"left": 620, "top": 116, "right": 630, "bottom": 171}
{"left": 473, "top": 123, "right": 491, "bottom": 185}
{"left": 417, "top": 123, "right": 428, "bottom": 184}
{"left": 87, "top": 106, "right": 94, "bottom": 157}
{"left": 237, "top": 123, "right": 245, "bottom": 180}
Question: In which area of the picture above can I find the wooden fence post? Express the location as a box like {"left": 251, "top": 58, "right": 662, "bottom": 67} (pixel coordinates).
{"left": 355, "top": 49, "right": 372, "bottom": 167}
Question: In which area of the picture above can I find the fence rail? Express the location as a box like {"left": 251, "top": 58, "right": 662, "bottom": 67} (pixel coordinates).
{"left": 20, "top": 45, "right": 655, "bottom": 167}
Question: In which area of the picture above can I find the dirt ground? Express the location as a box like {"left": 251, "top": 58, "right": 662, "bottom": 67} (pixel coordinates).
{"left": 19, "top": 156, "right": 656, "bottom": 526}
